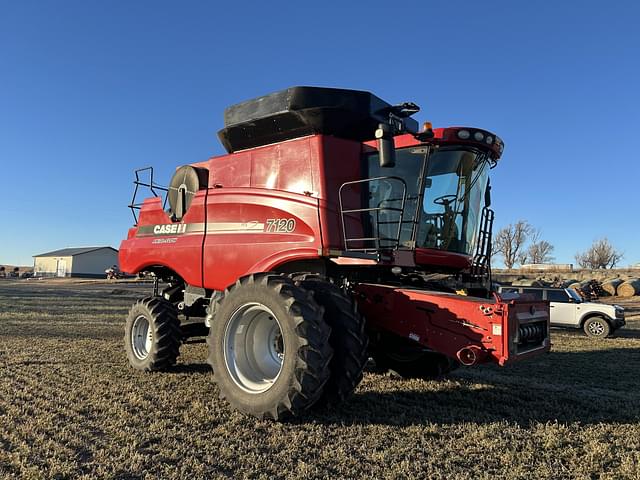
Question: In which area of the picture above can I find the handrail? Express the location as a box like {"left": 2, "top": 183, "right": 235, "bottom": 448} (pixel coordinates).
{"left": 338, "top": 176, "right": 408, "bottom": 253}
{"left": 128, "top": 167, "right": 168, "bottom": 225}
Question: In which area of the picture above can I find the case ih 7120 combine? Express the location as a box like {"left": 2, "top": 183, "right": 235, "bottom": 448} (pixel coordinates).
{"left": 120, "top": 87, "right": 550, "bottom": 420}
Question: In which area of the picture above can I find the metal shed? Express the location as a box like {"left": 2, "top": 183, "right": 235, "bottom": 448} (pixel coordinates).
{"left": 33, "top": 247, "right": 118, "bottom": 278}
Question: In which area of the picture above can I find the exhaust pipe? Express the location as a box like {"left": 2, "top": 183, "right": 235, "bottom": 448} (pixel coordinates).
{"left": 456, "top": 346, "right": 487, "bottom": 366}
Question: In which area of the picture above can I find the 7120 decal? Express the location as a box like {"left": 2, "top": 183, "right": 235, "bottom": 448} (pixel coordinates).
{"left": 265, "top": 218, "right": 296, "bottom": 233}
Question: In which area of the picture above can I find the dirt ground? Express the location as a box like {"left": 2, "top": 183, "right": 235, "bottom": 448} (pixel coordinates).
{"left": 1, "top": 280, "right": 639, "bottom": 479}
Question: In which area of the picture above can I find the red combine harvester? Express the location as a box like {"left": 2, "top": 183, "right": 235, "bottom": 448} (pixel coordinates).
{"left": 120, "top": 87, "right": 550, "bottom": 420}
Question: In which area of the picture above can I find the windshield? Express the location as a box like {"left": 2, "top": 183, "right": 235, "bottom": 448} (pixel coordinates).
{"left": 567, "top": 288, "right": 582, "bottom": 303}
{"left": 363, "top": 146, "right": 490, "bottom": 255}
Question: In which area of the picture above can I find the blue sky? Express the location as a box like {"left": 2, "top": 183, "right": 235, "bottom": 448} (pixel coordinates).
{"left": 1, "top": 1, "right": 638, "bottom": 266}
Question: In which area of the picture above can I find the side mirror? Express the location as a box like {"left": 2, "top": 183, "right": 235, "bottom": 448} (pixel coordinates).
{"left": 376, "top": 123, "right": 396, "bottom": 168}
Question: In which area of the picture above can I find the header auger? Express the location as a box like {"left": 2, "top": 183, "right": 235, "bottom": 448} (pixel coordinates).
{"left": 120, "top": 86, "right": 549, "bottom": 420}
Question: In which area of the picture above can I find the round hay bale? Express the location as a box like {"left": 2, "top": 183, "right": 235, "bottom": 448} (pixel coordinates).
{"left": 601, "top": 278, "right": 623, "bottom": 296}
{"left": 561, "top": 279, "right": 579, "bottom": 289}
{"left": 618, "top": 279, "right": 640, "bottom": 297}
{"left": 568, "top": 282, "right": 582, "bottom": 291}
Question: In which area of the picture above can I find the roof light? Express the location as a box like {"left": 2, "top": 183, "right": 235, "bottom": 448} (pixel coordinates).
{"left": 457, "top": 130, "right": 470, "bottom": 139}
{"left": 474, "top": 131, "right": 484, "bottom": 141}
{"left": 485, "top": 136, "right": 493, "bottom": 144}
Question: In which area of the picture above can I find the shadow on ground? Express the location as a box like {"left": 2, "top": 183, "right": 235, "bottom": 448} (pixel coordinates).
{"left": 614, "top": 328, "right": 640, "bottom": 339}
{"left": 307, "top": 347, "right": 640, "bottom": 427}
{"left": 167, "top": 345, "right": 640, "bottom": 427}
{"left": 170, "top": 363, "right": 212, "bottom": 374}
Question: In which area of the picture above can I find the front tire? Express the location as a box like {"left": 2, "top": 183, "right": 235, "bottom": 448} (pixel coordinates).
{"left": 207, "top": 274, "right": 333, "bottom": 420}
{"left": 583, "top": 316, "right": 611, "bottom": 338}
{"left": 124, "top": 297, "right": 181, "bottom": 371}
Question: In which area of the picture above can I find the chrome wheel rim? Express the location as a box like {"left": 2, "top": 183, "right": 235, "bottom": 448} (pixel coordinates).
{"left": 588, "top": 321, "right": 605, "bottom": 336}
{"left": 223, "top": 302, "right": 284, "bottom": 393}
{"left": 131, "top": 315, "right": 153, "bottom": 359}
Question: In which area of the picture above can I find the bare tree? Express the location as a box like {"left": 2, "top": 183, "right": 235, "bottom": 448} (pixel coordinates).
{"left": 524, "top": 240, "right": 555, "bottom": 264}
{"left": 493, "top": 220, "right": 532, "bottom": 269}
{"left": 575, "top": 238, "right": 623, "bottom": 269}
{"left": 519, "top": 229, "right": 555, "bottom": 264}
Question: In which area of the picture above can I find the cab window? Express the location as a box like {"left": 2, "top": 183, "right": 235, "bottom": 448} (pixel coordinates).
{"left": 500, "top": 287, "right": 519, "bottom": 294}
{"left": 522, "top": 288, "right": 543, "bottom": 300}
{"left": 547, "top": 290, "right": 569, "bottom": 302}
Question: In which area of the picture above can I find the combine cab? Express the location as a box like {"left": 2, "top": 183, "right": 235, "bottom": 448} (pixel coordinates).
{"left": 120, "top": 87, "right": 549, "bottom": 420}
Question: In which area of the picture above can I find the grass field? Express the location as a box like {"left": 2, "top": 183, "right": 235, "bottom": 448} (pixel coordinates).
{"left": 1, "top": 281, "right": 639, "bottom": 479}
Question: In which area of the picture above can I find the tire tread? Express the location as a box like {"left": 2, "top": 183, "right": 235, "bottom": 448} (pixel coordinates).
{"left": 207, "top": 273, "right": 333, "bottom": 420}
{"left": 124, "top": 296, "right": 181, "bottom": 372}
{"left": 291, "top": 273, "right": 369, "bottom": 407}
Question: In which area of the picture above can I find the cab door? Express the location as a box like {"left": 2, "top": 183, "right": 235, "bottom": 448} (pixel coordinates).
{"left": 546, "top": 290, "right": 577, "bottom": 327}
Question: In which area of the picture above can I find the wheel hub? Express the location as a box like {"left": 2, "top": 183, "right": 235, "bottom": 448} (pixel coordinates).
{"left": 131, "top": 315, "right": 153, "bottom": 360}
{"left": 589, "top": 321, "right": 605, "bottom": 335}
{"left": 223, "top": 303, "right": 285, "bottom": 393}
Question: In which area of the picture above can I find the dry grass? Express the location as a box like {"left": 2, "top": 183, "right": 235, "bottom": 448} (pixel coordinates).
{"left": 1, "top": 281, "right": 639, "bottom": 479}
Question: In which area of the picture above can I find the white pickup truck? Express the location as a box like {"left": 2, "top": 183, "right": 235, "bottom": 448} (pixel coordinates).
{"left": 497, "top": 286, "right": 625, "bottom": 338}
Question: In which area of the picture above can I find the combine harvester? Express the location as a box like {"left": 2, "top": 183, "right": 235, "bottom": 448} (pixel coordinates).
{"left": 119, "top": 87, "right": 550, "bottom": 420}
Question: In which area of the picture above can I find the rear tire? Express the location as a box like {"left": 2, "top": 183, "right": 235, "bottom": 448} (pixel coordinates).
{"left": 124, "top": 297, "right": 181, "bottom": 371}
{"left": 207, "top": 273, "right": 333, "bottom": 420}
{"left": 583, "top": 316, "right": 611, "bottom": 338}
{"left": 291, "top": 274, "right": 369, "bottom": 407}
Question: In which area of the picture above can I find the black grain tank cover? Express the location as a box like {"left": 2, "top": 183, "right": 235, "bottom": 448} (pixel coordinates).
{"left": 217, "top": 86, "right": 419, "bottom": 153}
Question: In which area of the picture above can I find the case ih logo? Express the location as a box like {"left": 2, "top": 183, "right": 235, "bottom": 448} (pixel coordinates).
{"left": 136, "top": 223, "right": 204, "bottom": 237}
{"left": 136, "top": 220, "right": 295, "bottom": 238}
{"left": 153, "top": 224, "right": 188, "bottom": 235}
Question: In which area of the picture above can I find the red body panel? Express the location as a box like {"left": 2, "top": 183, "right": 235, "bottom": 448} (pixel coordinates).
{"left": 355, "top": 284, "right": 550, "bottom": 365}
{"left": 119, "top": 135, "right": 365, "bottom": 287}
{"left": 201, "top": 188, "right": 321, "bottom": 291}
{"left": 414, "top": 248, "right": 472, "bottom": 269}
{"left": 119, "top": 194, "right": 206, "bottom": 286}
